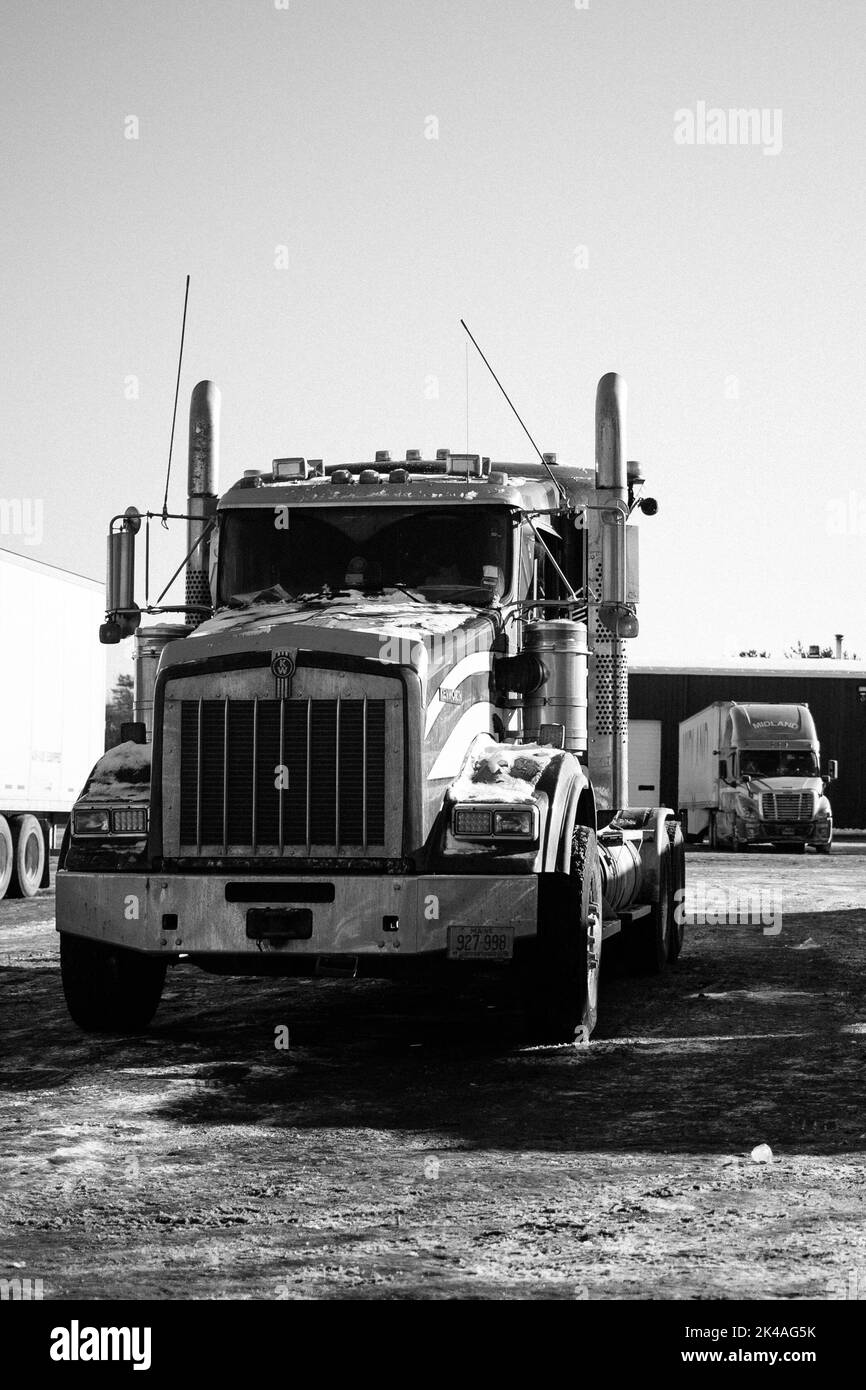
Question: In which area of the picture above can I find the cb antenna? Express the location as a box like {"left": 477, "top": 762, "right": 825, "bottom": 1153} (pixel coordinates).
{"left": 460, "top": 318, "right": 568, "bottom": 505}
{"left": 161, "top": 274, "right": 191, "bottom": 527}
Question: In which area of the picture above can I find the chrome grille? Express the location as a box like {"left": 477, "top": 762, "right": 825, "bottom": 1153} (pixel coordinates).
{"left": 178, "top": 697, "right": 386, "bottom": 853}
{"left": 760, "top": 791, "right": 815, "bottom": 821}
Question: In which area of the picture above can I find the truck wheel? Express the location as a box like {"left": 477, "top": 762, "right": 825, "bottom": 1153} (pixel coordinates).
{"left": 625, "top": 847, "right": 672, "bottom": 975}
{"left": 666, "top": 820, "right": 686, "bottom": 962}
{"left": 708, "top": 814, "right": 718, "bottom": 850}
{"left": 521, "top": 825, "right": 603, "bottom": 1044}
{"left": 7, "top": 814, "right": 46, "bottom": 899}
{"left": 60, "top": 933, "right": 166, "bottom": 1033}
{"left": 0, "top": 816, "right": 13, "bottom": 899}
{"left": 815, "top": 837, "right": 832, "bottom": 855}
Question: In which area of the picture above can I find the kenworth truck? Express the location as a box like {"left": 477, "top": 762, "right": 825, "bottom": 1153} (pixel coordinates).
{"left": 678, "top": 701, "right": 836, "bottom": 853}
{"left": 57, "top": 373, "right": 685, "bottom": 1042}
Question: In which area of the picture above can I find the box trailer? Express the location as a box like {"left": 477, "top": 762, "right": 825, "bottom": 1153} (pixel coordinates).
{"left": 678, "top": 700, "right": 836, "bottom": 852}
{"left": 0, "top": 548, "right": 107, "bottom": 897}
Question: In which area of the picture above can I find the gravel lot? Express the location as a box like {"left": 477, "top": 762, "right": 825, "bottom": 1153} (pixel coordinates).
{"left": 2, "top": 846, "right": 865, "bottom": 1300}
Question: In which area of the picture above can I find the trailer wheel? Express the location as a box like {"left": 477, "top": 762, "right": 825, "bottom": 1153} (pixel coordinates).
{"left": 666, "top": 820, "right": 686, "bottom": 962}
{"left": 521, "top": 825, "right": 603, "bottom": 1044}
{"left": 0, "top": 816, "right": 13, "bottom": 900}
{"left": 6, "top": 814, "right": 46, "bottom": 899}
{"left": 60, "top": 933, "right": 166, "bottom": 1033}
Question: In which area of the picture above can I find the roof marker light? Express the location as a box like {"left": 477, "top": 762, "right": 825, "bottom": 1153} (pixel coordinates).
{"left": 272, "top": 457, "right": 309, "bottom": 480}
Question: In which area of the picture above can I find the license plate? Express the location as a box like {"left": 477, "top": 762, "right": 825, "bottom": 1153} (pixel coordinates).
{"left": 447, "top": 926, "right": 514, "bottom": 961}
{"left": 781, "top": 827, "right": 796, "bottom": 837}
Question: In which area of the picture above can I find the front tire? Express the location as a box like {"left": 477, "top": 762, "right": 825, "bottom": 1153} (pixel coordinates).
{"left": 520, "top": 825, "right": 603, "bottom": 1044}
{"left": 60, "top": 932, "right": 166, "bottom": 1033}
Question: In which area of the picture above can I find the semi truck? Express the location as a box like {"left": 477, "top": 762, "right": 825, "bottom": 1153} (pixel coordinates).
{"left": 678, "top": 701, "right": 836, "bottom": 852}
{"left": 0, "top": 547, "right": 106, "bottom": 898}
{"left": 56, "top": 371, "right": 686, "bottom": 1041}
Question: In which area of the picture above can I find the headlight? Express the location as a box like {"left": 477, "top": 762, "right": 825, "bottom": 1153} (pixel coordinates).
{"left": 71, "top": 806, "right": 148, "bottom": 837}
{"left": 736, "top": 796, "right": 759, "bottom": 820}
{"left": 452, "top": 803, "right": 538, "bottom": 841}
{"left": 73, "top": 808, "right": 111, "bottom": 835}
{"left": 493, "top": 809, "right": 535, "bottom": 836}
{"left": 112, "top": 807, "right": 149, "bottom": 835}
{"left": 453, "top": 808, "right": 492, "bottom": 837}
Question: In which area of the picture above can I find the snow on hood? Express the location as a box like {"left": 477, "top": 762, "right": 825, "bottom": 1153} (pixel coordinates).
{"left": 80, "top": 740, "right": 151, "bottom": 803}
{"left": 192, "top": 592, "right": 481, "bottom": 642}
{"left": 449, "top": 737, "right": 560, "bottom": 802}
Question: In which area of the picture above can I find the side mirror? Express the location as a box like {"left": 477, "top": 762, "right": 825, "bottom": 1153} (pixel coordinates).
{"left": 826, "top": 759, "right": 838, "bottom": 782}
{"left": 719, "top": 759, "right": 727, "bottom": 780}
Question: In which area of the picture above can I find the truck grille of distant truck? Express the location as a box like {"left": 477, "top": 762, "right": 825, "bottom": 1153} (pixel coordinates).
{"left": 177, "top": 695, "right": 389, "bottom": 855}
{"left": 759, "top": 792, "right": 815, "bottom": 821}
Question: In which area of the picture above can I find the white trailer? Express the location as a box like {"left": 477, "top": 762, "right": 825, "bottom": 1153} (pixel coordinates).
{"left": 0, "top": 548, "right": 106, "bottom": 897}
{"left": 678, "top": 702, "right": 727, "bottom": 839}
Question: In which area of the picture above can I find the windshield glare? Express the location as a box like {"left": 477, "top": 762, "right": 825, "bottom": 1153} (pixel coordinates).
{"left": 739, "top": 751, "right": 818, "bottom": 778}
{"left": 217, "top": 505, "right": 513, "bottom": 606}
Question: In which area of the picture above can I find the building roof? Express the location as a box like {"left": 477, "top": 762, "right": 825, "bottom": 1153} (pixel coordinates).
{"left": 632, "top": 658, "right": 866, "bottom": 680}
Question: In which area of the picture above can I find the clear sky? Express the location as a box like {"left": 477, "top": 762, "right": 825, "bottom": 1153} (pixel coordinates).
{"left": 2, "top": 0, "right": 864, "bottom": 666}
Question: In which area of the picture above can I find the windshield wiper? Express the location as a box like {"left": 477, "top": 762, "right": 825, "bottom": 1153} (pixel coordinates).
{"left": 225, "top": 584, "right": 293, "bottom": 610}
{"left": 388, "top": 582, "right": 424, "bottom": 603}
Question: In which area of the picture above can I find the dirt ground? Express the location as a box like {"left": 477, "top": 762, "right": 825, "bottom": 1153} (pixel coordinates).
{"left": 2, "top": 847, "right": 865, "bottom": 1301}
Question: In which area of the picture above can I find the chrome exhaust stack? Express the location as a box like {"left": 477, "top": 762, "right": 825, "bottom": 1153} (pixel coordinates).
{"left": 587, "top": 372, "right": 632, "bottom": 809}
{"left": 186, "top": 380, "right": 220, "bottom": 624}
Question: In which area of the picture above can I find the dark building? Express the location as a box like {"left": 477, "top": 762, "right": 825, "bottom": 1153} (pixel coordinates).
{"left": 629, "top": 662, "right": 866, "bottom": 829}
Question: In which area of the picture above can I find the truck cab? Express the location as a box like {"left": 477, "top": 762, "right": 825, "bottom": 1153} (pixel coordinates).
{"left": 718, "top": 704, "right": 834, "bottom": 852}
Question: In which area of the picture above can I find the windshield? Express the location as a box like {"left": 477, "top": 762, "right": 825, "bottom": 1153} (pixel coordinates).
{"left": 217, "top": 505, "right": 513, "bottom": 606}
{"left": 739, "top": 750, "right": 819, "bottom": 778}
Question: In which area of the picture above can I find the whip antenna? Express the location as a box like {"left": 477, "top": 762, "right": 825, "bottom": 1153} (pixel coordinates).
{"left": 459, "top": 318, "right": 567, "bottom": 505}
{"left": 161, "top": 274, "right": 191, "bottom": 526}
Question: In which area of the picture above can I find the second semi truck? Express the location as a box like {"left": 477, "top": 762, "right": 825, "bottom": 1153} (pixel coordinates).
{"left": 678, "top": 701, "right": 836, "bottom": 852}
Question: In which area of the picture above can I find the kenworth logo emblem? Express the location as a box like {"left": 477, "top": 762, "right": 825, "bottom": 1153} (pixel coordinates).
{"left": 271, "top": 650, "right": 296, "bottom": 697}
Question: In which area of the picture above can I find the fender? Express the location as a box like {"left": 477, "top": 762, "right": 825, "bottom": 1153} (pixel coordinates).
{"left": 437, "top": 734, "right": 594, "bottom": 872}
{"left": 63, "top": 741, "right": 151, "bottom": 872}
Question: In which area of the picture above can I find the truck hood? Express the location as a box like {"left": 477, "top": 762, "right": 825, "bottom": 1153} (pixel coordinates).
{"left": 742, "top": 777, "right": 823, "bottom": 796}
{"left": 171, "top": 592, "right": 499, "bottom": 690}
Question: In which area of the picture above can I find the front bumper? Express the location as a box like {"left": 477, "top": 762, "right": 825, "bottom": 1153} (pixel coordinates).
{"left": 56, "top": 871, "right": 539, "bottom": 958}
{"left": 738, "top": 818, "right": 832, "bottom": 844}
